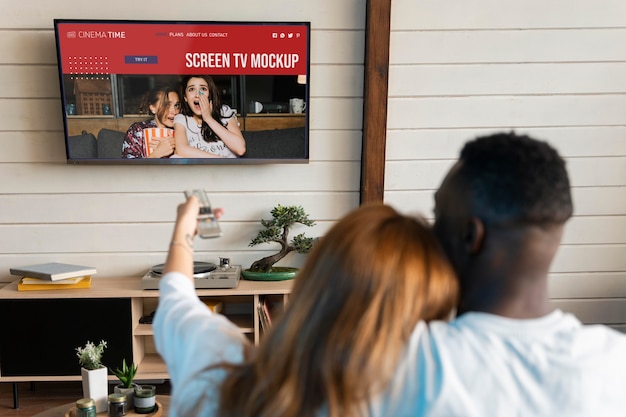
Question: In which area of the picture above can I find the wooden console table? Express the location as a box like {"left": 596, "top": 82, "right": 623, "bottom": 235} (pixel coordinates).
{"left": 0, "top": 277, "right": 292, "bottom": 408}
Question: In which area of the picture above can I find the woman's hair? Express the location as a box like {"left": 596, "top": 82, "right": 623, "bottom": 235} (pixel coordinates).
{"left": 218, "top": 203, "right": 459, "bottom": 417}
{"left": 138, "top": 85, "right": 179, "bottom": 124}
{"left": 179, "top": 74, "right": 224, "bottom": 142}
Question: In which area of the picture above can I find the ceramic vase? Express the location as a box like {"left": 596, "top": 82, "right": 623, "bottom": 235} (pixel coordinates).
{"left": 81, "top": 367, "right": 108, "bottom": 412}
{"left": 114, "top": 383, "right": 138, "bottom": 408}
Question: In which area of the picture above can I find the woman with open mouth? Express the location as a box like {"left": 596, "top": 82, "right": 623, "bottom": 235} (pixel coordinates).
{"left": 173, "top": 74, "right": 246, "bottom": 158}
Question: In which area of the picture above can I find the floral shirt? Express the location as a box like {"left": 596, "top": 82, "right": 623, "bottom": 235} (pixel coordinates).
{"left": 121, "top": 119, "right": 157, "bottom": 159}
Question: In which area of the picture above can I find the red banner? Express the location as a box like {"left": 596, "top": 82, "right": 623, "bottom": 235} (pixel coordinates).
{"left": 56, "top": 22, "right": 309, "bottom": 75}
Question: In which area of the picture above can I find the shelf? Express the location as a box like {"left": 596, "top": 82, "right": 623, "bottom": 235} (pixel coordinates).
{"left": 136, "top": 353, "right": 168, "bottom": 379}
{"left": 0, "top": 276, "right": 292, "bottom": 384}
{"left": 134, "top": 314, "right": 253, "bottom": 336}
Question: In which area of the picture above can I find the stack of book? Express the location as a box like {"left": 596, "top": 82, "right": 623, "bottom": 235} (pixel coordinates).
{"left": 258, "top": 296, "right": 272, "bottom": 332}
{"left": 9, "top": 262, "right": 97, "bottom": 291}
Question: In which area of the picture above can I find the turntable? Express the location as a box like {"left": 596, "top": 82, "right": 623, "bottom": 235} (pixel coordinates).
{"left": 141, "top": 259, "right": 241, "bottom": 290}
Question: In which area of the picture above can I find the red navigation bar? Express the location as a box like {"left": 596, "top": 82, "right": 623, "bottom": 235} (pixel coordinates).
{"left": 56, "top": 22, "right": 309, "bottom": 75}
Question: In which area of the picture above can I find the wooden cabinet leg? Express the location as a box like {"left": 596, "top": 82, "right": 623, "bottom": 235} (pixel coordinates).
{"left": 13, "top": 382, "right": 19, "bottom": 409}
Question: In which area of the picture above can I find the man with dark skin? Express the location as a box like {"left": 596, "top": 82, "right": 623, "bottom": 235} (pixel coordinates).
{"left": 432, "top": 134, "right": 571, "bottom": 319}
{"left": 405, "top": 132, "right": 626, "bottom": 416}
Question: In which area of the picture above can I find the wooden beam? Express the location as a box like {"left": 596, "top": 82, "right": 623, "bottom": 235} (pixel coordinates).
{"left": 360, "top": 0, "right": 391, "bottom": 204}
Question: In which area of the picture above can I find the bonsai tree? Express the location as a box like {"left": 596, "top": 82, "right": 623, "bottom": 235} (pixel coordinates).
{"left": 248, "top": 205, "right": 316, "bottom": 273}
{"left": 110, "top": 358, "right": 138, "bottom": 389}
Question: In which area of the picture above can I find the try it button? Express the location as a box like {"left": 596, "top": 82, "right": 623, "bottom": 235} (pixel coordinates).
{"left": 124, "top": 55, "right": 158, "bottom": 64}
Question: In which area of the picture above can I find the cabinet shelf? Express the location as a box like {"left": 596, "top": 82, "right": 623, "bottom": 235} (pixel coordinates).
{"left": 133, "top": 314, "right": 254, "bottom": 336}
{"left": 0, "top": 276, "right": 292, "bottom": 384}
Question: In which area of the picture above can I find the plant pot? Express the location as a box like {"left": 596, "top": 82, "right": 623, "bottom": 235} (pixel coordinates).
{"left": 134, "top": 384, "right": 156, "bottom": 414}
{"left": 242, "top": 267, "right": 298, "bottom": 281}
{"left": 114, "top": 383, "right": 139, "bottom": 408}
{"left": 80, "top": 367, "right": 108, "bottom": 413}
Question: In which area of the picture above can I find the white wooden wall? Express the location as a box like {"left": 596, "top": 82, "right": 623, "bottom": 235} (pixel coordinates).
{"left": 386, "top": 0, "right": 626, "bottom": 332}
{"left": 0, "top": 0, "right": 365, "bottom": 281}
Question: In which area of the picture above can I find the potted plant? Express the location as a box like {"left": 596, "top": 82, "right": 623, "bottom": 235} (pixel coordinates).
{"left": 111, "top": 358, "right": 139, "bottom": 407}
{"left": 243, "top": 204, "right": 316, "bottom": 281}
{"left": 76, "top": 340, "right": 108, "bottom": 413}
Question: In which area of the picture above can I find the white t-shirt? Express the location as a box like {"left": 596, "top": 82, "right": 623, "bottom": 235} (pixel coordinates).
{"left": 174, "top": 105, "right": 238, "bottom": 158}
{"left": 153, "top": 272, "right": 247, "bottom": 417}
{"left": 154, "top": 272, "right": 626, "bottom": 417}
{"left": 372, "top": 311, "right": 626, "bottom": 417}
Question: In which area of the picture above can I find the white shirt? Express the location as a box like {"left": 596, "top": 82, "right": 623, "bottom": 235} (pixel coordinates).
{"left": 373, "top": 310, "right": 626, "bottom": 417}
{"left": 154, "top": 272, "right": 626, "bottom": 417}
{"left": 153, "top": 272, "right": 247, "bottom": 417}
{"left": 174, "top": 105, "right": 238, "bottom": 158}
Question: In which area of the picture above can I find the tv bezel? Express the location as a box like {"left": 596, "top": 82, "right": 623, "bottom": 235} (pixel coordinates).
{"left": 53, "top": 19, "right": 311, "bottom": 165}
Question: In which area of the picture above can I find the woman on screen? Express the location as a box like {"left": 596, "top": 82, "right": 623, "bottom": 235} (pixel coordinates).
{"left": 121, "top": 86, "right": 181, "bottom": 159}
{"left": 153, "top": 200, "right": 459, "bottom": 417}
{"left": 173, "top": 75, "right": 246, "bottom": 158}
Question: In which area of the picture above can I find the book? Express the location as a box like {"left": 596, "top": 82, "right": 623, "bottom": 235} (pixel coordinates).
{"left": 201, "top": 299, "right": 224, "bottom": 313}
{"left": 258, "top": 296, "right": 272, "bottom": 332}
{"left": 20, "top": 276, "right": 87, "bottom": 285}
{"left": 17, "top": 275, "right": 92, "bottom": 291}
{"left": 9, "top": 262, "right": 97, "bottom": 281}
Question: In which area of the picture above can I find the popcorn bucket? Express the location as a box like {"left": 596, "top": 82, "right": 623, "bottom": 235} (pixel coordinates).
{"left": 143, "top": 128, "right": 174, "bottom": 156}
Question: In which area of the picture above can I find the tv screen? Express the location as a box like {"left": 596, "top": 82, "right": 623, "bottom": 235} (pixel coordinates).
{"left": 54, "top": 19, "right": 310, "bottom": 164}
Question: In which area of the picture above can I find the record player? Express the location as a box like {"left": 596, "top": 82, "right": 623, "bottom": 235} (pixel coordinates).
{"left": 141, "top": 258, "right": 241, "bottom": 290}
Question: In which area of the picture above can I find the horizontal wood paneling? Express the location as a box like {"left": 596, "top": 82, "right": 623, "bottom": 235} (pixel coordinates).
{"left": 0, "top": 0, "right": 367, "bottom": 30}
{"left": 385, "top": 158, "right": 626, "bottom": 190}
{"left": 389, "top": 63, "right": 626, "bottom": 97}
{"left": 386, "top": 0, "right": 626, "bottom": 329}
{"left": 0, "top": 161, "right": 361, "bottom": 193}
{"left": 0, "top": 192, "right": 359, "bottom": 224}
{"left": 390, "top": 29, "right": 626, "bottom": 64}
{"left": 552, "top": 245, "right": 626, "bottom": 273}
{"left": 0, "top": 222, "right": 334, "bottom": 255}
{"left": 385, "top": 187, "right": 626, "bottom": 217}
{"left": 562, "top": 217, "right": 626, "bottom": 245}
{"left": 386, "top": 127, "right": 626, "bottom": 160}
{"left": 313, "top": 65, "right": 364, "bottom": 98}
{"left": 550, "top": 299, "right": 626, "bottom": 325}
{"left": 387, "top": 95, "right": 626, "bottom": 129}
{"left": 0, "top": 65, "right": 60, "bottom": 99}
{"left": 392, "top": 0, "right": 626, "bottom": 30}
{"left": 549, "top": 272, "right": 626, "bottom": 298}
{"left": 0, "top": 0, "right": 366, "bottom": 284}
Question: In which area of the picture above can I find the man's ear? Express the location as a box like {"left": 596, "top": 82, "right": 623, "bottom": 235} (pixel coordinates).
{"left": 465, "top": 217, "right": 485, "bottom": 254}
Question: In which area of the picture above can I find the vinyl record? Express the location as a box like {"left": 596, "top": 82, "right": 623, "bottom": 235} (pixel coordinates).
{"left": 150, "top": 261, "right": 217, "bottom": 276}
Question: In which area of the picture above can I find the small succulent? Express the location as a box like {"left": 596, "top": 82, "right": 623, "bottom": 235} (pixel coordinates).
{"left": 110, "top": 358, "right": 138, "bottom": 388}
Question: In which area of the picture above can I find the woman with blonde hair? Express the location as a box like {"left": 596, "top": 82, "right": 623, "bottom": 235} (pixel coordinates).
{"left": 154, "top": 200, "right": 458, "bottom": 417}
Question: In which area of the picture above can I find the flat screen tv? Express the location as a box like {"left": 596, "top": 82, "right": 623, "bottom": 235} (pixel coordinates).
{"left": 54, "top": 19, "right": 310, "bottom": 164}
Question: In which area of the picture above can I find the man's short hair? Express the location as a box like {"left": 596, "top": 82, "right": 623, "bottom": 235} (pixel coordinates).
{"left": 459, "top": 132, "right": 573, "bottom": 226}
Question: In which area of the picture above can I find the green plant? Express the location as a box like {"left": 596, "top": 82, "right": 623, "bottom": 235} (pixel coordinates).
{"left": 110, "top": 358, "right": 138, "bottom": 388}
{"left": 76, "top": 340, "right": 107, "bottom": 370}
{"left": 248, "top": 205, "right": 316, "bottom": 273}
